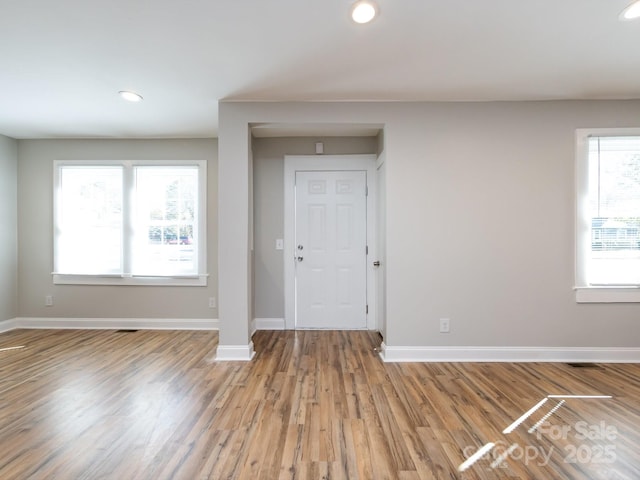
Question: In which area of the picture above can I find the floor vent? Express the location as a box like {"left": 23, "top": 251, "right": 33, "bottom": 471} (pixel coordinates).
{"left": 566, "top": 362, "right": 602, "bottom": 369}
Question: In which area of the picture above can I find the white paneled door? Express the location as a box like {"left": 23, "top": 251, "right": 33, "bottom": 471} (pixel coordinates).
{"left": 295, "top": 170, "right": 367, "bottom": 329}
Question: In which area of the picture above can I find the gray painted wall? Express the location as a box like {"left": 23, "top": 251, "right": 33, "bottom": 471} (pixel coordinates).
{"left": 0, "top": 135, "right": 18, "bottom": 322}
{"left": 11, "top": 99, "right": 638, "bottom": 352}
{"left": 220, "top": 100, "right": 640, "bottom": 349}
{"left": 252, "top": 136, "right": 379, "bottom": 319}
{"left": 17, "top": 138, "right": 218, "bottom": 319}
{"left": 383, "top": 101, "right": 640, "bottom": 348}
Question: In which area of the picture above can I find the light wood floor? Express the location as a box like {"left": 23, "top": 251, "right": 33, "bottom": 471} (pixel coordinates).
{"left": 0, "top": 329, "right": 638, "bottom": 479}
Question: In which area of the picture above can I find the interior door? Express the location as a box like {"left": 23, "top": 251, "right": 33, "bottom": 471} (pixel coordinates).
{"left": 295, "top": 170, "right": 367, "bottom": 329}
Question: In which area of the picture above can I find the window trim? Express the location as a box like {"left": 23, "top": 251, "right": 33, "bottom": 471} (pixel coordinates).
{"left": 575, "top": 128, "right": 640, "bottom": 303}
{"left": 53, "top": 159, "right": 208, "bottom": 287}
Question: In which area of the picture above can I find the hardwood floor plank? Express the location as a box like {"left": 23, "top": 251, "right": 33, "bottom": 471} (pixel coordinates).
{"left": 0, "top": 329, "right": 638, "bottom": 479}
{"left": 350, "top": 418, "right": 374, "bottom": 480}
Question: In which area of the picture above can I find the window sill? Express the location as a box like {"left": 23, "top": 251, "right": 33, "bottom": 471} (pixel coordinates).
{"left": 52, "top": 273, "right": 208, "bottom": 287}
{"left": 575, "top": 286, "right": 640, "bottom": 303}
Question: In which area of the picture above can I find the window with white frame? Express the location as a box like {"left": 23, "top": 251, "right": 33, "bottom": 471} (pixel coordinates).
{"left": 53, "top": 160, "right": 207, "bottom": 286}
{"left": 576, "top": 129, "right": 640, "bottom": 302}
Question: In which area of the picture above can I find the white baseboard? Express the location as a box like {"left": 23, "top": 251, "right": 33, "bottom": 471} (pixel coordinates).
{"left": 0, "top": 318, "right": 18, "bottom": 334}
{"left": 5, "top": 320, "right": 636, "bottom": 364}
{"left": 216, "top": 341, "right": 256, "bottom": 361}
{"left": 379, "top": 343, "right": 640, "bottom": 363}
{"left": 8, "top": 317, "right": 218, "bottom": 331}
{"left": 254, "top": 318, "right": 285, "bottom": 330}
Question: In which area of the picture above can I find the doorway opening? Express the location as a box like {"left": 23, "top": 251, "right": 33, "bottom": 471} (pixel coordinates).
{"left": 284, "top": 155, "right": 377, "bottom": 330}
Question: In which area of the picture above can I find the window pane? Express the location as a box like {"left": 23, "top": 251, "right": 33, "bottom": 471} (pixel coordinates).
{"left": 133, "top": 166, "right": 199, "bottom": 276}
{"left": 57, "top": 166, "right": 123, "bottom": 274}
{"left": 588, "top": 137, "right": 640, "bottom": 284}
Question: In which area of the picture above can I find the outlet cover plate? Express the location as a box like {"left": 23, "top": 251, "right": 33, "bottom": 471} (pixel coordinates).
{"left": 439, "top": 318, "right": 450, "bottom": 333}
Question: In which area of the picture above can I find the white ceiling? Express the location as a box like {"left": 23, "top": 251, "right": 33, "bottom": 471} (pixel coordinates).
{"left": 1, "top": 0, "right": 640, "bottom": 139}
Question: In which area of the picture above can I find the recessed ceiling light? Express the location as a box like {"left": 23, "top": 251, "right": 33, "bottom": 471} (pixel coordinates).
{"left": 351, "top": 1, "right": 378, "bottom": 24}
{"left": 620, "top": 0, "right": 640, "bottom": 20}
{"left": 119, "top": 90, "right": 143, "bottom": 102}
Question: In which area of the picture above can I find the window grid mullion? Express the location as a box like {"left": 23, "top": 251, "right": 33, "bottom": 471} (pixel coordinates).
{"left": 122, "top": 163, "right": 134, "bottom": 276}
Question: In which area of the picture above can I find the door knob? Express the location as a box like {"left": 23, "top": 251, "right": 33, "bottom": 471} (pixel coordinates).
{"left": 297, "top": 256, "right": 304, "bottom": 262}
{"left": 297, "top": 245, "right": 304, "bottom": 250}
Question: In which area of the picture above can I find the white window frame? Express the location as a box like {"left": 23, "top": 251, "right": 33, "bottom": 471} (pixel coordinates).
{"left": 575, "top": 128, "right": 640, "bottom": 303}
{"left": 53, "top": 159, "right": 208, "bottom": 286}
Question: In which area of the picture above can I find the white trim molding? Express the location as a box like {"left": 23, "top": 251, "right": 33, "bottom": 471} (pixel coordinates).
{"left": 53, "top": 160, "right": 208, "bottom": 287}
{"left": 574, "top": 128, "right": 640, "bottom": 302}
{"left": 9, "top": 317, "right": 218, "bottom": 331}
{"left": 215, "top": 342, "right": 256, "bottom": 361}
{"left": 254, "top": 318, "right": 285, "bottom": 330}
{"left": 379, "top": 343, "right": 640, "bottom": 363}
{"left": 575, "top": 286, "right": 640, "bottom": 303}
{"left": 0, "top": 318, "right": 18, "bottom": 334}
{"left": 284, "top": 154, "right": 378, "bottom": 330}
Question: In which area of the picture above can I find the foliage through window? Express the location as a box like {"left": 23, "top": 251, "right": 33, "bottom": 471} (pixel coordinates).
{"left": 54, "top": 160, "right": 207, "bottom": 286}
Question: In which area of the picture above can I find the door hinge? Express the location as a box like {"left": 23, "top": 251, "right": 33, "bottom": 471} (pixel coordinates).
{"left": 365, "top": 185, "right": 369, "bottom": 196}
{"left": 366, "top": 305, "right": 369, "bottom": 314}
{"left": 366, "top": 245, "right": 369, "bottom": 255}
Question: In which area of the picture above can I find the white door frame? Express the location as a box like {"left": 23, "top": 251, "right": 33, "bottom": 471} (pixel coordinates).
{"left": 284, "top": 154, "right": 377, "bottom": 330}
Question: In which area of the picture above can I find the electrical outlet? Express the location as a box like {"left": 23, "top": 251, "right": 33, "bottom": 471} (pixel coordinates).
{"left": 45, "top": 295, "right": 54, "bottom": 307}
{"left": 439, "top": 318, "right": 450, "bottom": 333}
{"left": 208, "top": 297, "right": 216, "bottom": 308}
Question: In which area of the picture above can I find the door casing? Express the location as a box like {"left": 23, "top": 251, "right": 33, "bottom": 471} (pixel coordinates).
{"left": 284, "top": 154, "right": 377, "bottom": 330}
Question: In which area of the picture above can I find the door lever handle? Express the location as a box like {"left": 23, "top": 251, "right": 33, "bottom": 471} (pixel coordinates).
{"left": 373, "top": 261, "right": 380, "bottom": 267}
